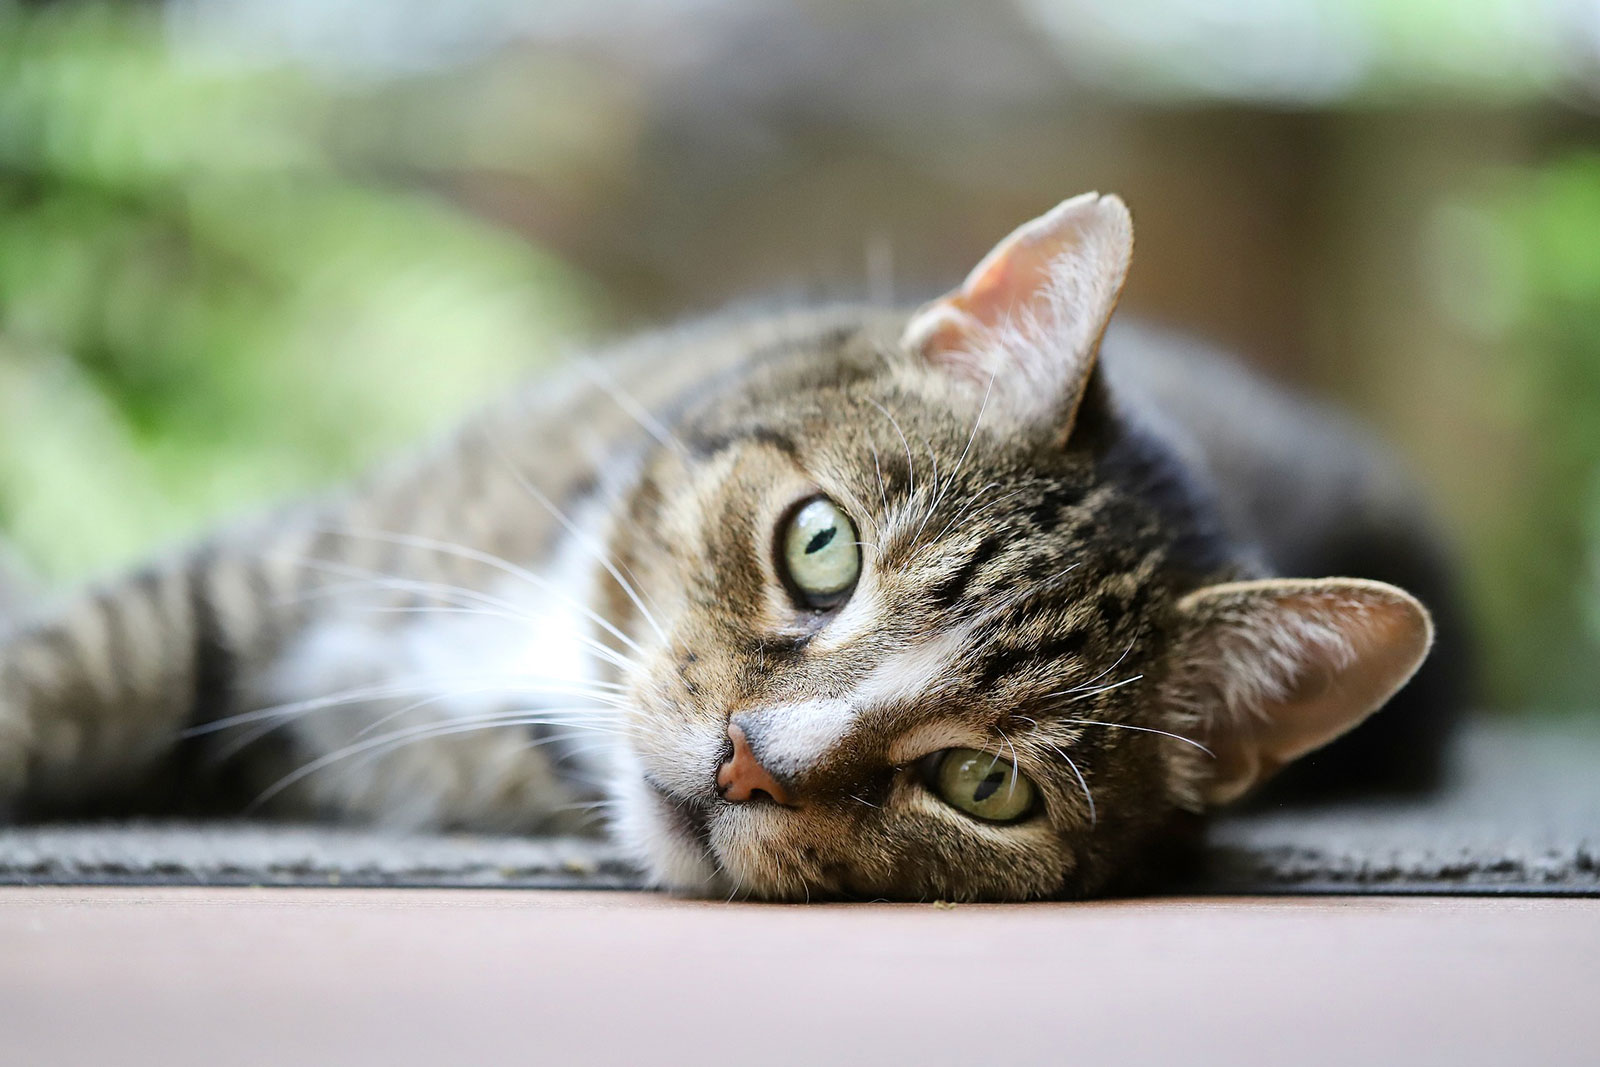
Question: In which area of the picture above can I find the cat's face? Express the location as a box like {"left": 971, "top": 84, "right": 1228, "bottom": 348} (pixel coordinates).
{"left": 604, "top": 194, "right": 1432, "bottom": 901}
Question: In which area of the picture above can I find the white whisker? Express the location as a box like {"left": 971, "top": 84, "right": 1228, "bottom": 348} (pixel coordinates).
{"left": 932, "top": 481, "right": 1004, "bottom": 545}
{"left": 1040, "top": 740, "right": 1097, "bottom": 828}
{"left": 288, "top": 556, "right": 644, "bottom": 679}
{"left": 247, "top": 709, "right": 627, "bottom": 812}
{"left": 1058, "top": 641, "right": 1136, "bottom": 694}
{"left": 867, "top": 398, "right": 916, "bottom": 521}
{"left": 1049, "top": 674, "right": 1144, "bottom": 702}
{"left": 300, "top": 530, "right": 647, "bottom": 659}
{"left": 486, "top": 439, "right": 674, "bottom": 650}
{"left": 868, "top": 439, "right": 889, "bottom": 518}
{"left": 187, "top": 675, "right": 626, "bottom": 740}
{"left": 567, "top": 354, "right": 686, "bottom": 457}
{"left": 1054, "top": 718, "right": 1214, "bottom": 757}
{"left": 918, "top": 365, "right": 998, "bottom": 548}
{"left": 996, "top": 726, "right": 1022, "bottom": 803}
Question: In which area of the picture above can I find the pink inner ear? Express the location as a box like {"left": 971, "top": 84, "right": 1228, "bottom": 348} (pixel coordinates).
{"left": 913, "top": 213, "right": 1073, "bottom": 364}
{"left": 957, "top": 243, "right": 1053, "bottom": 332}
{"left": 899, "top": 193, "right": 1133, "bottom": 420}
{"left": 1180, "top": 578, "right": 1435, "bottom": 806}
{"left": 900, "top": 304, "right": 985, "bottom": 369}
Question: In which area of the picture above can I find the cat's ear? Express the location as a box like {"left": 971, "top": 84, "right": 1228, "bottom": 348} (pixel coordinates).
{"left": 1168, "top": 578, "right": 1434, "bottom": 806}
{"left": 901, "top": 192, "right": 1133, "bottom": 430}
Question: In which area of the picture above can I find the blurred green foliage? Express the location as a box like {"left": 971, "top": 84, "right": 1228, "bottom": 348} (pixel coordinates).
{"left": 2, "top": 0, "right": 1600, "bottom": 713}
{"left": 0, "top": 4, "right": 601, "bottom": 579}
{"left": 1477, "top": 156, "right": 1600, "bottom": 706}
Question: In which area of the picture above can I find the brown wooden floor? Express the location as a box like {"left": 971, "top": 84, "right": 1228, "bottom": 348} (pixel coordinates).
{"left": 2, "top": 888, "right": 1596, "bottom": 1065}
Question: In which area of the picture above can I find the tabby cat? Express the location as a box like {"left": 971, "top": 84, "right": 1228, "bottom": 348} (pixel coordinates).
{"left": 0, "top": 193, "right": 1461, "bottom": 901}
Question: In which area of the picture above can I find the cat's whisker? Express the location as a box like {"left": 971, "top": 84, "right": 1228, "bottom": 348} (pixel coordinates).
{"left": 1054, "top": 718, "right": 1215, "bottom": 758}
{"left": 938, "top": 485, "right": 1030, "bottom": 543}
{"left": 962, "top": 562, "right": 1082, "bottom": 630}
{"left": 217, "top": 692, "right": 627, "bottom": 766}
{"left": 280, "top": 573, "right": 535, "bottom": 620}
{"left": 301, "top": 530, "right": 650, "bottom": 661}
{"left": 932, "top": 480, "right": 1004, "bottom": 545}
{"left": 561, "top": 794, "right": 625, "bottom": 813}
{"left": 289, "top": 557, "right": 645, "bottom": 679}
{"left": 917, "top": 365, "right": 999, "bottom": 548}
{"left": 187, "top": 675, "right": 627, "bottom": 743}
{"left": 1040, "top": 740, "right": 1097, "bottom": 828}
{"left": 347, "top": 688, "right": 625, "bottom": 743}
{"left": 867, "top": 398, "right": 917, "bottom": 514}
{"left": 725, "top": 869, "right": 747, "bottom": 904}
{"left": 566, "top": 353, "right": 687, "bottom": 458}
{"left": 215, "top": 688, "right": 435, "bottom": 763}
{"left": 1052, "top": 674, "right": 1145, "bottom": 702}
{"left": 486, "top": 440, "right": 675, "bottom": 651}
{"left": 996, "top": 726, "right": 1022, "bottom": 803}
{"left": 189, "top": 678, "right": 473, "bottom": 738}
{"left": 554, "top": 442, "right": 676, "bottom": 637}
{"left": 829, "top": 482, "right": 884, "bottom": 547}
{"left": 336, "top": 603, "right": 643, "bottom": 678}
{"left": 1059, "top": 641, "right": 1137, "bottom": 694}
{"left": 247, "top": 710, "right": 628, "bottom": 812}
{"left": 868, "top": 439, "right": 890, "bottom": 518}
{"left": 288, "top": 570, "right": 542, "bottom": 626}
{"left": 910, "top": 431, "right": 943, "bottom": 549}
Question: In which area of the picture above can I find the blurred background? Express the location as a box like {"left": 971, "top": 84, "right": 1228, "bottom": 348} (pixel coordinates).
{"left": 1, "top": 0, "right": 1598, "bottom": 711}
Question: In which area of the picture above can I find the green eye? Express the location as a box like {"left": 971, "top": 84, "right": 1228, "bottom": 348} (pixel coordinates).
{"left": 779, "top": 496, "right": 860, "bottom": 608}
{"left": 929, "top": 747, "right": 1037, "bottom": 823}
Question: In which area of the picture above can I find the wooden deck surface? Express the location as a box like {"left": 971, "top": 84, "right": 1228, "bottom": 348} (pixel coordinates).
{"left": 3, "top": 888, "right": 1596, "bottom": 1065}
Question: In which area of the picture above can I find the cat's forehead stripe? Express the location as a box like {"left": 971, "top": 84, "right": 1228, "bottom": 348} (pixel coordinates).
{"left": 849, "top": 625, "right": 974, "bottom": 709}
{"left": 747, "top": 625, "right": 977, "bottom": 778}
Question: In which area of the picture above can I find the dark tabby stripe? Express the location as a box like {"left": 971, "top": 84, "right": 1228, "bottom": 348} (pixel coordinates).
{"left": 187, "top": 564, "right": 235, "bottom": 730}
{"left": 928, "top": 534, "right": 1005, "bottom": 611}
{"left": 973, "top": 628, "right": 1089, "bottom": 692}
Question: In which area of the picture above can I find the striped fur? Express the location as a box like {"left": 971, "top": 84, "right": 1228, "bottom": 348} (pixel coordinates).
{"left": 0, "top": 197, "right": 1455, "bottom": 900}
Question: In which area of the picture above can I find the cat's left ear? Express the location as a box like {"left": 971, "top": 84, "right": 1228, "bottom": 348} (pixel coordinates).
{"left": 1168, "top": 578, "right": 1434, "bottom": 806}
{"left": 901, "top": 192, "right": 1133, "bottom": 431}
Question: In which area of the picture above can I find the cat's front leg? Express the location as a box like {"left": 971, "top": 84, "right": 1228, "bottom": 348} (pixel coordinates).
{"left": 0, "top": 564, "right": 198, "bottom": 813}
{"left": 0, "top": 545, "right": 288, "bottom": 816}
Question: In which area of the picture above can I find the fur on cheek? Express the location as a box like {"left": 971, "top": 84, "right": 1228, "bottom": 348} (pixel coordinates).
{"left": 608, "top": 758, "right": 725, "bottom": 896}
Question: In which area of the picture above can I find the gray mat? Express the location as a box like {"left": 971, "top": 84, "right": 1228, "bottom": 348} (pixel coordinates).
{"left": 0, "top": 721, "right": 1593, "bottom": 895}
{"left": 1193, "top": 721, "right": 1599, "bottom": 894}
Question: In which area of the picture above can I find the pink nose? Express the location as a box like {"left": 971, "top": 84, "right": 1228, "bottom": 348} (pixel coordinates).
{"left": 715, "top": 723, "right": 794, "bottom": 806}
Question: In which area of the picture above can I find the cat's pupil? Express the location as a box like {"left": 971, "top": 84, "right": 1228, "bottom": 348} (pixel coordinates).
{"left": 972, "top": 770, "right": 1007, "bottom": 803}
{"left": 804, "top": 527, "right": 837, "bottom": 554}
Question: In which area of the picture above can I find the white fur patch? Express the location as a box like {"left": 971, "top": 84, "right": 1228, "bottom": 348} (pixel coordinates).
{"left": 743, "top": 698, "right": 854, "bottom": 777}
{"left": 252, "top": 503, "right": 619, "bottom": 828}
{"left": 849, "top": 625, "right": 972, "bottom": 709}
{"left": 745, "top": 626, "right": 974, "bottom": 776}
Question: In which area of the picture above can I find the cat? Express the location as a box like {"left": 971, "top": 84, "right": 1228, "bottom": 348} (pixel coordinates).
{"left": 0, "top": 192, "right": 1463, "bottom": 901}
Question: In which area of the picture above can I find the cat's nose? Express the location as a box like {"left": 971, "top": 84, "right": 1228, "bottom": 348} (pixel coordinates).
{"left": 716, "top": 722, "right": 795, "bottom": 806}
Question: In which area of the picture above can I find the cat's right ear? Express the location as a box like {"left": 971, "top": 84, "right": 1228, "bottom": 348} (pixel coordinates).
{"left": 901, "top": 192, "right": 1133, "bottom": 433}
{"left": 1166, "top": 578, "right": 1435, "bottom": 806}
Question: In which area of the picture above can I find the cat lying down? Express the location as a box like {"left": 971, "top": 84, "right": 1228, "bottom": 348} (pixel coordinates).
{"left": 0, "top": 193, "right": 1463, "bottom": 900}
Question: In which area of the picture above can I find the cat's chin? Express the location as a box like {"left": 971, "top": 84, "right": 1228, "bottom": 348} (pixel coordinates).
{"left": 612, "top": 771, "right": 822, "bottom": 900}
{"left": 609, "top": 770, "right": 730, "bottom": 897}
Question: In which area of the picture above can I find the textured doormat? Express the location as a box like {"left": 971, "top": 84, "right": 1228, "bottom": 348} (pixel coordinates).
{"left": 0, "top": 720, "right": 1593, "bottom": 895}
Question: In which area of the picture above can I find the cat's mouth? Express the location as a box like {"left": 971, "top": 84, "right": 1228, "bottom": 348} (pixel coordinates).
{"left": 642, "top": 773, "right": 717, "bottom": 864}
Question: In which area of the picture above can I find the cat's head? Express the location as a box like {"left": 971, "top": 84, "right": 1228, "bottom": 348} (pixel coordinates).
{"left": 604, "top": 193, "right": 1432, "bottom": 901}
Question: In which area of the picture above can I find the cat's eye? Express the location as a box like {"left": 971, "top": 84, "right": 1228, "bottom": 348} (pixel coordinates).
{"left": 778, "top": 496, "right": 860, "bottom": 609}
{"left": 926, "top": 747, "right": 1037, "bottom": 823}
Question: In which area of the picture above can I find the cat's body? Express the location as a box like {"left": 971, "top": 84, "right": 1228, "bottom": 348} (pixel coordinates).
{"left": 0, "top": 195, "right": 1460, "bottom": 899}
